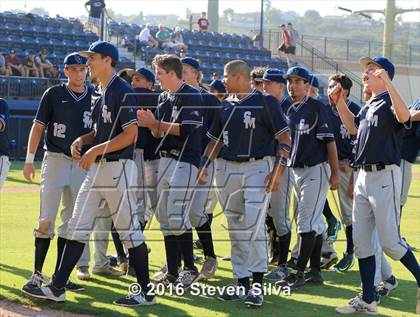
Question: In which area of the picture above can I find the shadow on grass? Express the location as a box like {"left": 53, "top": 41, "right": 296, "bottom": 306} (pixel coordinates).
{"left": 6, "top": 176, "right": 40, "bottom": 186}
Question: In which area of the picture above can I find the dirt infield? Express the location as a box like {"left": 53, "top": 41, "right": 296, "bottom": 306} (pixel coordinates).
{"left": 2, "top": 186, "right": 39, "bottom": 193}
{"left": 0, "top": 300, "right": 94, "bottom": 317}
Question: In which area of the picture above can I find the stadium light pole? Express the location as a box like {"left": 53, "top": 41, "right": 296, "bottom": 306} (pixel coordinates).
{"left": 338, "top": 0, "right": 420, "bottom": 58}
{"left": 259, "top": 0, "right": 264, "bottom": 48}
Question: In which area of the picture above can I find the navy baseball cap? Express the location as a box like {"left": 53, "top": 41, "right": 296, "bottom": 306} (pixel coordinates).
{"left": 284, "top": 66, "right": 310, "bottom": 82}
{"left": 127, "top": 67, "right": 156, "bottom": 84}
{"left": 79, "top": 41, "right": 119, "bottom": 62}
{"left": 64, "top": 53, "right": 87, "bottom": 67}
{"left": 181, "top": 57, "right": 200, "bottom": 71}
{"left": 308, "top": 74, "right": 319, "bottom": 88}
{"left": 359, "top": 56, "right": 395, "bottom": 80}
{"left": 262, "top": 68, "right": 286, "bottom": 84}
{"left": 208, "top": 79, "right": 226, "bottom": 94}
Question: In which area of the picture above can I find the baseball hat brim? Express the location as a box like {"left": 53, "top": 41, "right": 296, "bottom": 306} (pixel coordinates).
{"left": 118, "top": 68, "right": 135, "bottom": 76}
{"left": 79, "top": 51, "right": 96, "bottom": 58}
{"left": 359, "top": 57, "right": 380, "bottom": 69}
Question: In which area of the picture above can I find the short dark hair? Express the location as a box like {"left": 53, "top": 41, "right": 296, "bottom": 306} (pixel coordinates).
{"left": 329, "top": 73, "right": 353, "bottom": 97}
{"left": 99, "top": 53, "right": 117, "bottom": 68}
{"left": 153, "top": 54, "right": 182, "bottom": 79}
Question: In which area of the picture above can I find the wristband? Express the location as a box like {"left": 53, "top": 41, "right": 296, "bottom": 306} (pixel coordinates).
{"left": 275, "top": 156, "right": 287, "bottom": 166}
{"left": 199, "top": 155, "right": 211, "bottom": 168}
{"left": 25, "top": 153, "right": 35, "bottom": 164}
{"left": 276, "top": 143, "right": 291, "bottom": 153}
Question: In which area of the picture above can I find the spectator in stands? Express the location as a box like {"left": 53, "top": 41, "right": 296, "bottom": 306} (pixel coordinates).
{"left": 84, "top": 0, "right": 108, "bottom": 36}
{"left": 0, "top": 48, "right": 8, "bottom": 76}
{"left": 6, "top": 50, "right": 24, "bottom": 76}
{"left": 197, "top": 12, "right": 209, "bottom": 32}
{"left": 36, "top": 49, "right": 59, "bottom": 78}
{"left": 137, "top": 23, "right": 159, "bottom": 48}
{"left": 278, "top": 24, "right": 291, "bottom": 56}
{"left": 155, "top": 24, "right": 172, "bottom": 48}
{"left": 208, "top": 79, "right": 227, "bottom": 102}
{"left": 252, "top": 33, "right": 262, "bottom": 48}
{"left": 171, "top": 27, "right": 188, "bottom": 50}
{"left": 23, "top": 50, "right": 40, "bottom": 78}
{"left": 250, "top": 66, "right": 266, "bottom": 92}
{"left": 286, "top": 22, "right": 298, "bottom": 67}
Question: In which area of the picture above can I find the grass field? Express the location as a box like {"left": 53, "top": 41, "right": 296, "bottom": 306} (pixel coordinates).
{"left": 0, "top": 161, "right": 419, "bottom": 316}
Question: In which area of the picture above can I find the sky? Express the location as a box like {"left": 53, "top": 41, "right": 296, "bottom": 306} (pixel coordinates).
{"left": 0, "top": 0, "right": 419, "bottom": 21}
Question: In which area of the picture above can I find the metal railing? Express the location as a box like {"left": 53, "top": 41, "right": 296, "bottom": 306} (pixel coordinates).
{"left": 260, "top": 30, "right": 419, "bottom": 66}
{"left": 0, "top": 76, "right": 66, "bottom": 99}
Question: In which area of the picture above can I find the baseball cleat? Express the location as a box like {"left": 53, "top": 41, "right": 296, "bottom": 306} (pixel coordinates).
{"left": 336, "top": 297, "right": 377, "bottom": 315}
{"left": 265, "top": 265, "right": 289, "bottom": 282}
{"left": 320, "top": 252, "right": 338, "bottom": 270}
{"left": 276, "top": 271, "right": 305, "bottom": 290}
{"left": 76, "top": 266, "right": 90, "bottom": 281}
{"left": 305, "top": 268, "right": 324, "bottom": 284}
{"left": 198, "top": 256, "right": 218, "bottom": 280}
{"left": 377, "top": 275, "right": 398, "bottom": 297}
{"left": 65, "top": 279, "right": 85, "bottom": 292}
{"left": 113, "top": 293, "right": 156, "bottom": 307}
{"left": 107, "top": 255, "right": 118, "bottom": 267}
{"left": 193, "top": 253, "right": 204, "bottom": 263}
{"left": 334, "top": 252, "right": 355, "bottom": 272}
{"left": 23, "top": 283, "right": 66, "bottom": 302}
{"left": 92, "top": 266, "right": 125, "bottom": 277}
{"left": 326, "top": 217, "right": 341, "bottom": 241}
{"left": 217, "top": 285, "right": 247, "bottom": 301}
{"left": 193, "top": 239, "right": 203, "bottom": 250}
{"left": 174, "top": 268, "right": 199, "bottom": 289}
{"left": 22, "top": 272, "right": 50, "bottom": 294}
{"left": 244, "top": 287, "right": 264, "bottom": 307}
{"left": 155, "top": 272, "right": 177, "bottom": 287}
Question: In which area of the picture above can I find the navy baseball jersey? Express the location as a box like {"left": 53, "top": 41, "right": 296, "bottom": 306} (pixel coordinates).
{"left": 401, "top": 99, "right": 420, "bottom": 163}
{"left": 286, "top": 96, "right": 335, "bottom": 167}
{"left": 34, "top": 83, "right": 93, "bottom": 157}
{"left": 327, "top": 100, "right": 360, "bottom": 161}
{"left": 199, "top": 87, "right": 220, "bottom": 152}
{"left": 91, "top": 75, "right": 137, "bottom": 161}
{"left": 354, "top": 91, "right": 406, "bottom": 166}
{"left": 155, "top": 83, "right": 204, "bottom": 167}
{"left": 133, "top": 87, "right": 160, "bottom": 161}
{"left": 207, "top": 89, "right": 288, "bottom": 161}
{"left": 0, "top": 99, "right": 10, "bottom": 156}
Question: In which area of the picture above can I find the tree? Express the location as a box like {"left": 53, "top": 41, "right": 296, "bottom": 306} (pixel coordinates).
{"left": 223, "top": 8, "right": 234, "bottom": 22}
{"left": 304, "top": 10, "right": 321, "bottom": 21}
{"left": 30, "top": 7, "right": 49, "bottom": 16}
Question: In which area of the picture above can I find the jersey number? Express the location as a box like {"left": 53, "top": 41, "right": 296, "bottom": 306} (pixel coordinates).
{"left": 53, "top": 123, "right": 66, "bottom": 138}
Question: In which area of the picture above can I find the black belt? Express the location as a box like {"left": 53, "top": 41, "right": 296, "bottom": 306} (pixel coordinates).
{"left": 357, "top": 163, "right": 386, "bottom": 172}
{"left": 95, "top": 157, "right": 120, "bottom": 163}
{"left": 229, "top": 156, "right": 265, "bottom": 163}
{"left": 159, "top": 150, "right": 179, "bottom": 160}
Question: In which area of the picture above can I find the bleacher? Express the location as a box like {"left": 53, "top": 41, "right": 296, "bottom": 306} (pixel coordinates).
{"left": 108, "top": 22, "right": 288, "bottom": 82}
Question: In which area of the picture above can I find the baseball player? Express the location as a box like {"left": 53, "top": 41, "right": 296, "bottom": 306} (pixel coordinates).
{"left": 208, "top": 79, "right": 228, "bottom": 102}
{"left": 200, "top": 60, "right": 290, "bottom": 307}
{"left": 137, "top": 54, "right": 204, "bottom": 288}
{"left": 261, "top": 68, "right": 294, "bottom": 281}
{"left": 334, "top": 56, "right": 419, "bottom": 315}
{"left": 276, "top": 66, "right": 340, "bottom": 290}
{"left": 323, "top": 73, "right": 360, "bottom": 272}
{"left": 23, "top": 41, "right": 155, "bottom": 307}
{"left": 181, "top": 57, "right": 218, "bottom": 280}
{"left": 0, "top": 98, "right": 10, "bottom": 190}
{"left": 21, "top": 53, "right": 92, "bottom": 295}
{"left": 250, "top": 67, "right": 266, "bottom": 92}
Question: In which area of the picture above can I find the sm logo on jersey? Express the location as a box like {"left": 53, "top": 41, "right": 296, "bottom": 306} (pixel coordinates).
{"left": 340, "top": 124, "right": 350, "bottom": 139}
{"left": 83, "top": 111, "right": 92, "bottom": 129}
{"left": 243, "top": 111, "right": 256, "bottom": 129}
{"left": 297, "top": 119, "right": 310, "bottom": 135}
{"left": 366, "top": 111, "right": 378, "bottom": 127}
{"left": 102, "top": 105, "right": 112, "bottom": 123}
{"left": 171, "top": 106, "right": 180, "bottom": 121}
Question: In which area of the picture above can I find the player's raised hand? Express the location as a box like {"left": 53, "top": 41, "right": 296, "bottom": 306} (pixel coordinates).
{"left": 197, "top": 167, "right": 208, "bottom": 185}
{"left": 70, "top": 137, "right": 83, "bottom": 159}
{"left": 137, "top": 109, "right": 156, "bottom": 128}
{"left": 23, "top": 163, "right": 35, "bottom": 182}
{"left": 373, "top": 68, "right": 391, "bottom": 84}
{"left": 328, "top": 83, "right": 342, "bottom": 105}
{"left": 329, "top": 170, "right": 340, "bottom": 190}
